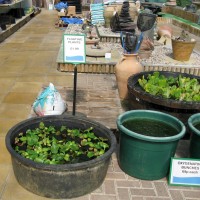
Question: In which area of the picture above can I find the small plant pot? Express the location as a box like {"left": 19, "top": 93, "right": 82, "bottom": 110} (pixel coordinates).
{"left": 171, "top": 38, "right": 196, "bottom": 61}
{"left": 188, "top": 113, "right": 200, "bottom": 158}
{"left": 117, "top": 110, "right": 186, "bottom": 180}
{"left": 6, "top": 115, "right": 117, "bottom": 199}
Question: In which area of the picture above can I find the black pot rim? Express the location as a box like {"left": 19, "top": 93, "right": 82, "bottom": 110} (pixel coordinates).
{"left": 127, "top": 71, "right": 200, "bottom": 110}
{"left": 5, "top": 115, "right": 117, "bottom": 171}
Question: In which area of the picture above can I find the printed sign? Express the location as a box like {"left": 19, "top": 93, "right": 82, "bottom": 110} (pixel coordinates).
{"left": 169, "top": 158, "right": 200, "bottom": 187}
{"left": 63, "top": 34, "right": 86, "bottom": 64}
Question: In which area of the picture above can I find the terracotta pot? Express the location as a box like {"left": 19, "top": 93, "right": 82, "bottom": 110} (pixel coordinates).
{"left": 157, "top": 25, "right": 173, "bottom": 39}
{"left": 115, "top": 54, "right": 143, "bottom": 100}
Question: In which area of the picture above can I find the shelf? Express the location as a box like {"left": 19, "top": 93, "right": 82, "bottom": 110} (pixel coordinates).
{"left": 0, "top": 10, "right": 39, "bottom": 43}
{"left": 0, "top": 0, "right": 23, "bottom": 7}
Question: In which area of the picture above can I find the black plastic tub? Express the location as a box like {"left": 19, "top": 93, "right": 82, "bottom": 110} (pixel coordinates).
{"left": 5, "top": 115, "right": 117, "bottom": 199}
{"left": 127, "top": 71, "right": 200, "bottom": 138}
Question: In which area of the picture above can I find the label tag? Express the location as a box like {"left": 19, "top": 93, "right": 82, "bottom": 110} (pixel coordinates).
{"left": 169, "top": 158, "right": 200, "bottom": 187}
{"left": 105, "top": 52, "right": 111, "bottom": 59}
{"left": 63, "top": 34, "right": 86, "bottom": 64}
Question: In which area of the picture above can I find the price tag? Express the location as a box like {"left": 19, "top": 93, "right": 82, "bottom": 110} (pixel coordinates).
{"left": 105, "top": 52, "right": 111, "bottom": 59}
{"left": 63, "top": 34, "right": 86, "bottom": 64}
{"left": 169, "top": 158, "right": 200, "bottom": 187}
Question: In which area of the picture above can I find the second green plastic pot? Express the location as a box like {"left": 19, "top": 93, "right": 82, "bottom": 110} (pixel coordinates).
{"left": 117, "top": 110, "right": 186, "bottom": 180}
{"left": 188, "top": 113, "right": 200, "bottom": 158}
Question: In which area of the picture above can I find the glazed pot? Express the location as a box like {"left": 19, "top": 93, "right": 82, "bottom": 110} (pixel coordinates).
{"left": 117, "top": 110, "right": 186, "bottom": 180}
{"left": 6, "top": 115, "right": 117, "bottom": 199}
{"left": 115, "top": 53, "right": 143, "bottom": 100}
{"left": 188, "top": 113, "right": 200, "bottom": 158}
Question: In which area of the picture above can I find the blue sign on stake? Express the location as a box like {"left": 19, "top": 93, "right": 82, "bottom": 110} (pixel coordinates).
{"left": 169, "top": 158, "right": 200, "bottom": 187}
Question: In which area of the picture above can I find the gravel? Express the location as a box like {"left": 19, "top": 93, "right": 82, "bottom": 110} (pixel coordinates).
{"left": 64, "top": 24, "right": 200, "bottom": 67}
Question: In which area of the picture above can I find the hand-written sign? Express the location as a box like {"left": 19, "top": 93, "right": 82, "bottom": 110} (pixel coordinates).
{"left": 169, "top": 158, "right": 200, "bottom": 187}
{"left": 63, "top": 34, "right": 86, "bottom": 64}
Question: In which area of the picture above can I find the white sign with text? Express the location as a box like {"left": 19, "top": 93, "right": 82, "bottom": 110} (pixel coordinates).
{"left": 63, "top": 34, "right": 86, "bottom": 64}
{"left": 169, "top": 158, "right": 200, "bottom": 186}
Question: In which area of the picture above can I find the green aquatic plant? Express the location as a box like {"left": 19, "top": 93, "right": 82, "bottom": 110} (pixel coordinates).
{"left": 14, "top": 122, "right": 109, "bottom": 164}
{"left": 138, "top": 71, "right": 200, "bottom": 102}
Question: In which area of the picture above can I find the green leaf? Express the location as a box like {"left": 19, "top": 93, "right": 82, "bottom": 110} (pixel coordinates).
{"left": 60, "top": 126, "right": 67, "bottom": 132}
{"left": 39, "top": 122, "right": 45, "bottom": 130}
{"left": 27, "top": 134, "right": 39, "bottom": 146}
{"left": 51, "top": 139, "right": 59, "bottom": 154}
{"left": 64, "top": 154, "right": 70, "bottom": 161}
{"left": 87, "top": 151, "right": 95, "bottom": 158}
{"left": 98, "top": 142, "right": 109, "bottom": 150}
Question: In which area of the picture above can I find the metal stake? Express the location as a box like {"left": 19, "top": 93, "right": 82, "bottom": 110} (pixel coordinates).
{"left": 72, "top": 64, "right": 77, "bottom": 116}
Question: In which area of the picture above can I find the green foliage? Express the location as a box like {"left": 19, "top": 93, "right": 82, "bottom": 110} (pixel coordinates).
{"left": 14, "top": 122, "right": 109, "bottom": 165}
{"left": 138, "top": 72, "right": 200, "bottom": 102}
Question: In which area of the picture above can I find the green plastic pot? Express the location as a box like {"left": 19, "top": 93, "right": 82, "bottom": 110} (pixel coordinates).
{"left": 188, "top": 113, "right": 200, "bottom": 158}
{"left": 117, "top": 110, "right": 186, "bottom": 180}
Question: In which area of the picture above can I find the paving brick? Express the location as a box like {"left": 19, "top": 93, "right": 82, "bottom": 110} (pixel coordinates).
{"left": 111, "top": 153, "right": 118, "bottom": 160}
{"left": 127, "top": 175, "right": 142, "bottom": 181}
{"left": 92, "top": 185, "right": 104, "bottom": 194}
{"left": 154, "top": 182, "right": 169, "bottom": 197}
{"left": 116, "top": 180, "right": 140, "bottom": 188}
{"left": 185, "top": 199, "right": 200, "bottom": 200}
{"left": 90, "top": 194, "right": 117, "bottom": 200}
{"left": 145, "top": 197, "right": 171, "bottom": 200}
{"left": 130, "top": 188, "right": 156, "bottom": 197}
{"left": 106, "top": 172, "right": 127, "bottom": 180}
{"left": 112, "top": 159, "right": 123, "bottom": 172}
{"left": 131, "top": 196, "right": 144, "bottom": 200}
{"left": 182, "top": 190, "right": 200, "bottom": 198}
{"left": 104, "top": 180, "right": 116, "bottom": 195}
{"left": 140, "top": 180, "right": 154, "bottom": 188}
{"left": 72, "top": 195, "right": 90, "bottom": 200}
{"left": 107, "top": 165, "right": 114, "bottom": 173}
{"left": 169, "top": 190, "right": 184, "bottom": 200}
{"left": 117, "top": 188, "right": 130, "bottom": 200}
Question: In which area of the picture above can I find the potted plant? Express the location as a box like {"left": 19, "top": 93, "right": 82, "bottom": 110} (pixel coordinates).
{"left": 171, "top": 30, "right": 196, "bottom": 61}
{"left": 127, "top": 71, "right": 200, "bottom": 138}
{"left": 188, "top": 113, "right": 200, "bottom": 158}
{"left": 5, "top": 115, "right": 117, "bottom": 199}
{"left": 117, "top": 110, "right": 186, "bottom": 180}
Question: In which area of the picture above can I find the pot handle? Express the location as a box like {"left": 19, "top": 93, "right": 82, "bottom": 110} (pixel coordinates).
{"left": 136, "top": 55, "right": 141, "bottom": 62}
{"left": 120, "top": 56, "right": 126, "bottom": 63}
{"left": 119, "top": 54, "right": 141, "bottom": 63}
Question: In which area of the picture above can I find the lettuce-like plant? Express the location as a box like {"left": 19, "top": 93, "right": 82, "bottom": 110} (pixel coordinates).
{"left": 14, "top": 122, "right": 109, "bottom": 164}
